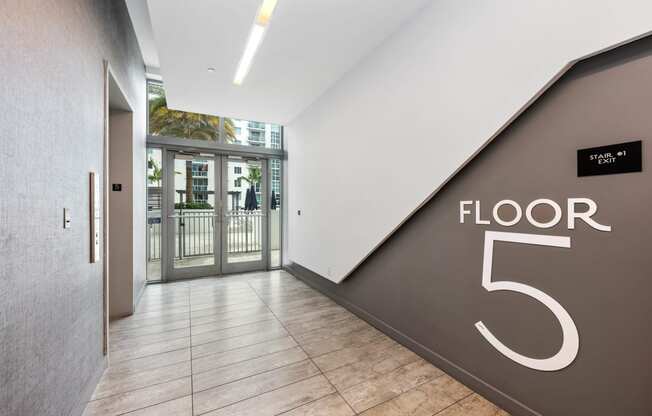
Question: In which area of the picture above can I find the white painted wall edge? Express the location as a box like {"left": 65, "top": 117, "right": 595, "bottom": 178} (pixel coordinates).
{"left": 286, "top": 0, "right": 652, "bottom": 283}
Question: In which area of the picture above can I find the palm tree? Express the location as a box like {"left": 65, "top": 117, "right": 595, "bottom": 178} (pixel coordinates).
{"left": 148, "top": 85, "right": 237, "bottom": 204}
{"left": 239, "top": 166, "right": 262, "bottom": 209}
{"left": 147, "top": 158, "right": 162, "bottom": 186}
{"left": 149, "top": 95, "right": 237, "bottom": 141}
{"left": 239, "top": 166, "right": 262, "bottom": 186}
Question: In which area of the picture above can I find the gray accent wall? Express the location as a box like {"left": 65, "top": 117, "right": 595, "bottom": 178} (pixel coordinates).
{"left": 289, "top": 36, "right": 652, "bottom": 416}
{"left": 0, "top": 1, "right": 145, "bottom": 415}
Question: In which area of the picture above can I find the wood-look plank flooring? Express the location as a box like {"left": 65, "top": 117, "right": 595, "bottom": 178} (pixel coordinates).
{"left": 83, "top": 270, "right": 508, "bottom": 416}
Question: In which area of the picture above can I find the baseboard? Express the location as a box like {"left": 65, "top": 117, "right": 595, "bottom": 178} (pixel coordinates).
{"left": 69, "top": 356, "right": 106, "bottom": 416}
{"left": 284, "top": 262, "right": 541, "bottom": 416}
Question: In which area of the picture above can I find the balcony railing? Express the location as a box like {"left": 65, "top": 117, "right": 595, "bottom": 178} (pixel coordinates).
{"left": 147, "top": 209, "right": 264, "bottom": 261}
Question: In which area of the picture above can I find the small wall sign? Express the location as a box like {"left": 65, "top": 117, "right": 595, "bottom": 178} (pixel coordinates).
{"left": 112, "top": 183, "right": 122, "bottom": 191}
{"left": 577, "top": 140, "right": 642, "bottom": 177}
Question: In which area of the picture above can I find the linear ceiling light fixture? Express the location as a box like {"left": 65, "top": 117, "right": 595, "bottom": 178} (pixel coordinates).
{"left": 233, "top": 0, "right": 278, "bottom": 85}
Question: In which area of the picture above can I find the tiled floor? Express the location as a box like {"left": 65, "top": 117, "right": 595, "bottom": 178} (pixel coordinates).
{"left": 83, "top": 270, "right": 509, "bottom": 416}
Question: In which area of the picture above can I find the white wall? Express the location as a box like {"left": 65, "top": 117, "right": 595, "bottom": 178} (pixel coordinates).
{"left": 286, "top": 0, "right": 652, "bottom": 283}
{"left": 109, "top": 105, "right": 147, "bottom": 318}
{"left": 109, "top": 111, "right": 135, "bottom": 318}
{"left": 132, "top": 89, "right": 147, "bottom": 304}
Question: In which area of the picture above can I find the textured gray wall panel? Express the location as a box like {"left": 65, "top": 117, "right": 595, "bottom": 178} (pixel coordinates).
{"left": 0, "top": 1, "right": 145, "bottom": 415}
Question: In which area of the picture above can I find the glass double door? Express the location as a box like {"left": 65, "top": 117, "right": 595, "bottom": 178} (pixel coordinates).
{"left": 163, "top": 151, "right": 268, "bottom": 280}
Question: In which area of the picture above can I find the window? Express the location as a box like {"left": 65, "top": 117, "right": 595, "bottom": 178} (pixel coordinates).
{"left": 271, "top": 159, "right": 281, "bottom": 199}
{"left": 271, "top": 125, "right": 281, "bottom": 149}
{"left": 248, "top": 121, "right": 266, "bottom": 130}
{"left": 146, "top": 148, "right": 163, "bottom": 280}
{"left": 269, "top": 158, "right": 282, "bottom": 268}
{"left": 234, "top": 166, "right": 242, "bottom": 174}
{"left": 248, "top": 129, "right": 265, "bottom": 146}
{"left": 147, "top": 80, "right": 237, "bottom": 143}
{"left": 147, "top": 81, "right": 283, "bottom": 149}
{"left": 234, "top": 178, "right": 241, "bottom": 187}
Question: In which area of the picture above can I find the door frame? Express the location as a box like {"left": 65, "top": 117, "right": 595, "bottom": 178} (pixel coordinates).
{"left": 103, "top": 62, "right": 136, "bottom": 354}
{"left": 221, "top": 156, "right": 269, "bottom": 274}
{"left": 147, "top": 136, "right": 283, "bottom": 281}
{"left": 164, "top": 150, "right": 222, "bottom": 281}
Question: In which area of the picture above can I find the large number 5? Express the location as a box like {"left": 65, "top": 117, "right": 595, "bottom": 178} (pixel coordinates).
{"left": 475, "top": 231, "right": 579, "bottom": 371}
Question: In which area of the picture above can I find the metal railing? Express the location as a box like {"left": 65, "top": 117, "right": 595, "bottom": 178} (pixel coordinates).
{"left": 147, "top": 209, "right": 264, "bottom": 261}
{"left": 225, "top": 210, "right": 264, "bottom": 254}
{"left": 175, "top": 211, "right": 215, "bottom": 260}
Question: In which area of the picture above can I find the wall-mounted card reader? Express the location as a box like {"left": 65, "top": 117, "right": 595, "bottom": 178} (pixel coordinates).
{"left": 63, "top": 208, "right": 71, "bottom": 229}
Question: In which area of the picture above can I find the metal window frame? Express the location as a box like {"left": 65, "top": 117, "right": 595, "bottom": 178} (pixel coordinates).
{"left": 144, "top": 78, "right": 285, "bottom": 281}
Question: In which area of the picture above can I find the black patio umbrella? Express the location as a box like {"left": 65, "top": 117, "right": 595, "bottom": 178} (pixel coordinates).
{"left": 270, "top": 190, "right": 277, "bottom": 210}
{"left": 243, "top": 187, "right": 252, "bottom": 210}
{"left": 247, "top": 185, "right": 259, "bottom": 210}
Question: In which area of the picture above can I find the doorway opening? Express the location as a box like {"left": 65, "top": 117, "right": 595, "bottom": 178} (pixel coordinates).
{"left": 147, "top": 151, "right": 280, "bottom": 281}
{"left": 104, "top": 65, "right": 136, "bottom": 355}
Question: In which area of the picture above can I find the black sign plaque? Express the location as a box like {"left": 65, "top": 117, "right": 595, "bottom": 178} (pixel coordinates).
{"left": 112, "top": 183, "right": 122, "bottom": 192}
{"left": 577, "top": 140, "right": 642, "bottom": 177}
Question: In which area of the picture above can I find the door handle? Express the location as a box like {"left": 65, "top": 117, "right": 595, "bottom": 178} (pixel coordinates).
{"left": 168, "top": 214, "right": 221, "bottom": 218}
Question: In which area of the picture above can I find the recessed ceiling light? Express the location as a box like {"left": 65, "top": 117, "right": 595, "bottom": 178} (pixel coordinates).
{"left": 233, "top": 0, "right": 278, "bottom": 86}
{"left": 207, "top": 67, "right": 216, "bottom": 72}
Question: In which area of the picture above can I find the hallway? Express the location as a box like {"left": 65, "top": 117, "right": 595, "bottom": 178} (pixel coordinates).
{"left": 83, "top": 271, "right": 507, "bottom": 416}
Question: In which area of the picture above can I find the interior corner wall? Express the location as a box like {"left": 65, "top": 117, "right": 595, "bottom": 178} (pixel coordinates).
{"left": 131, "top": 96, "right": 147, "bottom": 307}
{"left": 109, "top": 111, "right": 135, "bottom": 319}
{"left": 285, "top": 0, "right": 652, "bottom": 283}
{"left": 0, "top": 1, "right": 145, "bottom": 415}
{"left": 289, "top": 36, "right": 652, "bottom": 416}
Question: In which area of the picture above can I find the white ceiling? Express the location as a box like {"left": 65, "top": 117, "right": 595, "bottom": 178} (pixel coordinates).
{"left": 128, "top": 0, "right": 431, "bottom": 124}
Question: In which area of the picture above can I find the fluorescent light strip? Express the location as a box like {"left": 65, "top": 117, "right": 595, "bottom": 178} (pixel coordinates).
{"left": 233, "top": 0, "right": 278, "bottom": 85}
{"left": 233, "top": 24, "right": 266, "bottom": 85}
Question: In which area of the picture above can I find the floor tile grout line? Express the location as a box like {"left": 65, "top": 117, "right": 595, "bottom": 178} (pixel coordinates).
{"left": 274, "top": 392, "right": 349, "bottom": 416}
{"left": 109, "top": 345, "right": 191, "bottom": 365}
{"left": 190, "top": 344, "right": 299, "bottom": 376}
{"left": 103, "top": 350, "right": 191, "bottom": 371}
{"left": 245, "top": 279, "right": 358, "bottom": 416}
{"left": 91, "top": 272, "right": 486, "bottom": 416}
{"left": 115, "top": 395, "right": 192, "bottom": 416}
{"left": 189, "top": 284, "right": 196, "bottom": 416}
{"left": 325, "top": 353, "right": 423, "bottom": 396}
{"left": 109, "top": 324, "right": 192, "bottom": 340}
{"left": 191, "top": 333, "right": 292, "bottom": 359}
{"left": 189, "top": 314, "right": 275, "bottom": 329}
{"left": 347, "top": 372, "right": 449, "bottom": 415}
{"left": 113, "top": 304, "right": 266, "bottom": 330}
{"left": 192, "top": 357, "right": 313, "bottom": 395}
{"left": 309, "top": 337, "right": 405, "bottom": 374}
{"left": 190, "top": 276, "right": 326, "bottom": 415}
{"left": 257, "top": 274, "right": 459, "bottom": 416}
{"left": 188, "top": 322, "right": 286, "bottom": 347}
{"left": 194, "top": 373, "right": 326, "bottom": 416}
{"left": 281, "top": 313, "right": 362, "bottom": 337}
{"left": 303, "top": 332, "right": 386, "bottom": 361}
{"left": 111, "top": 323, "right": 287, "bottom": 363}
{"left": 430, "top": 392, "right": 476, "bottom": 416}
{"left": 110, "top": 332, "right": 296, "bottom": 373}
{"left": 114, "top": 300, "right": 263, "bottom": 326}
{"left": 103, "top": 358, "right": 190, "bottom": 379}
{"left": 109, "top": 331, "right": 192, "bottom": 350}
{"left": 110, "top": 317, "right": 191, "bottom": 331}
{"left": 87, "top": 373, "right": 191, "bottom": 403}
{"left": 189, "top": 304, "right": 270, "bottom": 317}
